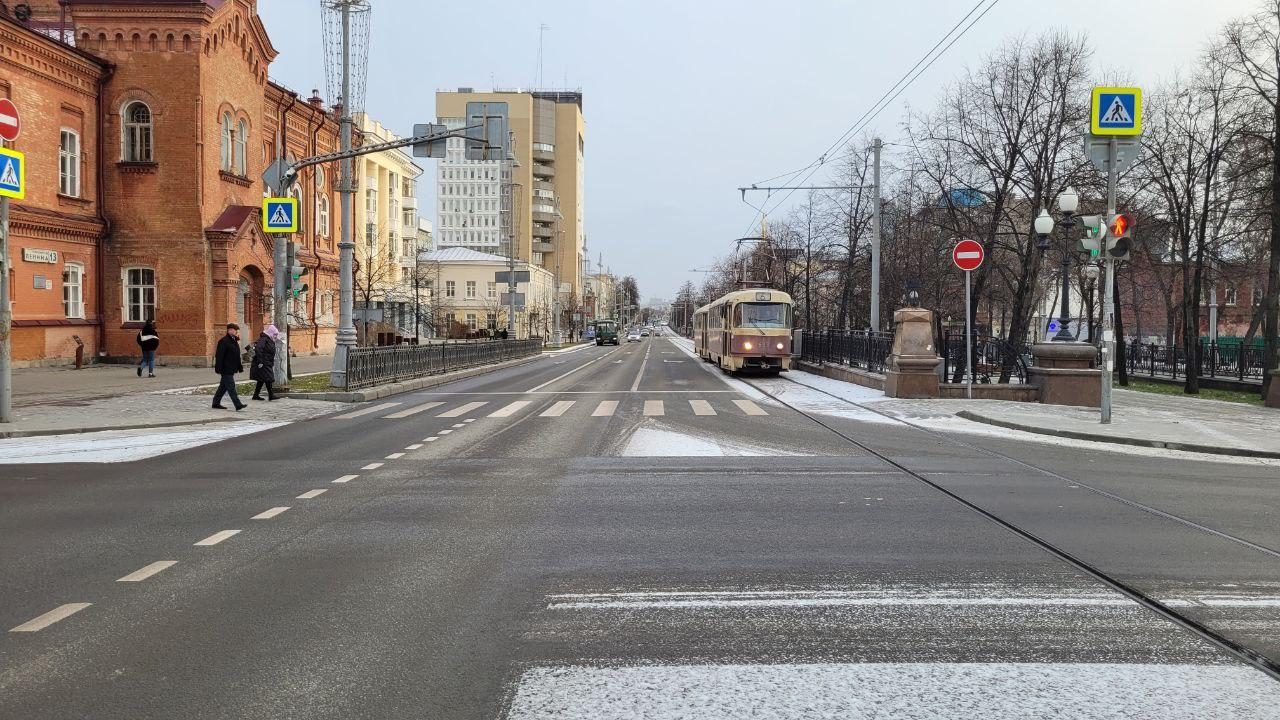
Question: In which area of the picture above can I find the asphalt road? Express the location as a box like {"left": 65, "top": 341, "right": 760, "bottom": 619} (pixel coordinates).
{"left": 1, "top": 332, "right": 1279, "bottom": 719}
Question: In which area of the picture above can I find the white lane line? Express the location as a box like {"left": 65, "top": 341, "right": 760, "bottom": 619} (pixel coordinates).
{"left": 333, "top": 402, "right": 402, "bottom": 420}
{"left": 385, "top": 452, "right": 405, "bottom": 459}
{"left": 490, "top": 400, "right": 532, "bottom": 418}
{"left": 644, "top": 400, "right": 665, "bottom": 416}
{"left": 463, "top": 418, "right": 476, "bottom": 423}
{"left": 528, "top": 352, "right": 609, "bottom": 392}
{"left": 540, "top": 400, "right": 576, "bottom": 417}
{"left": 452, "top": 423, "right": 466, "bottom": 428}
{"left": 733, "top": 399, "right": 769, "bottom": 416}
{"left": 194, "top": 529, "right": 240, "bottom": 546}
{"left": 689, "top": 399, "right": 717, "bottom": 416}
{"left": 333, "top": 474, "right": 359, "bottom": 483}
{"left": 439, "top": 401, "right": 488, "bottom": 418}
{"left": 405, "top": 444, "right": 423, "bottom": 450}
{"left": 439, "top": 429, "right": 454, "bottom": 435}
{"left": 117, "top": 561, "right": 178, "bottom": 583}
{"left": 251, "top": 506, "right": 291, "bottom": 520}
{"left": 592, "top": 400, "right": 619, "bottom": 417}
{"left": 10, "top": 603, "right": 93, "bottom": 632}
{"left": 362, "top": 462, "right": 384, "bottom": 470}
{"left": 297, "top": 488, "right": 328, "bottom": 499}
{"left": 424, "top": 437, "right": 439, "bottom": 442}
{"left": 630, "top": 345, "right": 651, "bottom": 392}
{"left": 383, "top": 401, "right": 444, "bottom": 419}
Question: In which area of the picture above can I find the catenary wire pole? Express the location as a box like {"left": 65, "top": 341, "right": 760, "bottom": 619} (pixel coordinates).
{"left": 331, "top": 0, "right": 356, "bottom": 388}
{"left": 871, "top": 137, "right": 882, "bottom": 331}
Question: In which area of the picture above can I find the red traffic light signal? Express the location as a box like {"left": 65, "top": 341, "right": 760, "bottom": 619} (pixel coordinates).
{"left": 1106, "top": 213, "right": 1132, "bottom": 259}
{"left": 1108, "top": 213, "right": 1131, "bottom": 238}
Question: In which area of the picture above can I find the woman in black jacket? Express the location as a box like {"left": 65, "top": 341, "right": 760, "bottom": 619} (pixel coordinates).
{"left": 251, "top": 324, "right": 279, "bottom": 401}
{"left": 136, "top": 320, "right": 160, "bottom": 377}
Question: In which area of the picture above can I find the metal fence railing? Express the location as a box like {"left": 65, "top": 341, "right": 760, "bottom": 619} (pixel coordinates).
{"left": 941, "top": 330, "right": 1032, "bottom": 384}
{"left": 344, "top": 338, "right": 543, "bottom": 390}
{"left": 800, "top": 330, "right": 894, "bottom": 374}
{"left": 1125, "top": 341, "right": 1268, "bottom": 385}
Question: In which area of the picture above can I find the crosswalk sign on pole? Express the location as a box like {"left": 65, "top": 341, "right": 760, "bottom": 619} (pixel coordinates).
{"left": 1091, "top": 86, "right": 1142, "bottom": 136}
{"left": 262, "top": 197, "right": 298, "bottom": 233}
{"left": 0, "top": 147, "right": 25, "bottom": 200}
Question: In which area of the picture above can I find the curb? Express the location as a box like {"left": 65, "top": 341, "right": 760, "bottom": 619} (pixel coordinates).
{"left": 955, "top": 410, "right": 1280, "bottom": 460}
{"left": 0, "top": 416, "right": 243, "bottom": 440}
{"left": 287, "top": 353, "right": 545, "bottom": 403}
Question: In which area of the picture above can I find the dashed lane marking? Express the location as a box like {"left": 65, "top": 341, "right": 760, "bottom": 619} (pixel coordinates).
{"left": 297, "top": 489, "right": 328, "bottom": 499}
{"left": 439, "top": 401, "right": 488, "bottom": 418}
{"left": 644, "top": 400, "right": 665, "bottom": 416}
{"left": 9, "top": 603, "right": 92, "bottom": 632}
{"left": 333, "top": 475, "right": 359, "bottom": 483}
{"left": 689, "top": 399, "right": 717, "bottom": 416}
{"left": 424, "top": 437, "right": 439, "bottom": 442}
{"left": 439, "top": 429, "right": 454, "bottom": 435}
{"left": 452, "top": 423, "right": 466, "bottom": 428}
{"left": 385, "top": 452, "right": 405, "bottom": 459}
{"left": 733, "top": 399, "right": 769, "bottom": 416}
{"left": 383, "top": 401, "right": 444, "bottom": 419}
{"left": 490, "top": 400, "right": 533, "bottom": 418}
{"left": 194, "top": 530, "right": 241, "bottom": 547}
{"left": 362, "top": 462, "right": 384, "bottom": 470}
{"left": 540, "top": 400, "right": 576, "bottom": 417}
{"left": 592, "top": 400, "right": 619, "bottom": 417}
{"left": 251, "top": 507, "right": 291, "bottom": 520}
{"left": 405, "top": 444, "right": 423, "bottom": 450}
{"left": 463, "top": 419, "right": 477, "bottom": 423}
{"left": 117, "top": 561, "right": 178, "bottom": 583}
{"left": 334, "top": 402, "right": 402, "bottom": 420}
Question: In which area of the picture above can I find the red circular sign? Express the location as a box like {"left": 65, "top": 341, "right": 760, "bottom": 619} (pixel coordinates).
{"left": 952, "top": 239, "right": 984, "bottom": 272}
{"left": 0, "top": 99, "right": 19, "bottom": 142}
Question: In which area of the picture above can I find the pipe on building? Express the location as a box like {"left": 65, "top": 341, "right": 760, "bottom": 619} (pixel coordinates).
{"left": 93, "top": 61, "right": 115, "bottom": 359}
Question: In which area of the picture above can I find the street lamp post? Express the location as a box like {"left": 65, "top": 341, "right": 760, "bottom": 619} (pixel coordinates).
{"left": 1034, "top": 187, "right": 1080, "bottom": 342}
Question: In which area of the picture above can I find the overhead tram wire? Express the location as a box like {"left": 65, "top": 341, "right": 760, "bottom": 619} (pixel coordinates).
{"left": 738, "top": 0, "right": 1000, "bottom": 236}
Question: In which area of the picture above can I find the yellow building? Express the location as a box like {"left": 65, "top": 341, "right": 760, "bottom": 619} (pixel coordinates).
{"left": 434, "top": 89, "right": 585, "bottom": 297}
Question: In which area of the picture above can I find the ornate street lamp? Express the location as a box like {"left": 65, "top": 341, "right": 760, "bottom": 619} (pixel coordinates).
{"left": 1034, "top": 188, "right": 1081, "bottom": 342}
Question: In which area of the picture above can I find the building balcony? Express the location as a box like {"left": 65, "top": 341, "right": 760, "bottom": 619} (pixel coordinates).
{"left": 402, "top": 196, "right": 418, "bottom": 210}
{"left": 532, "top": 148, "right": 555, "bottom": 163}
{"left": 532, "top": 224, "right": 554, "bottom": 239}
{"left": 532, "top": 163, "right": 555, "bottom": 179}
{"left": 532, "top": 210, "right": 558, "bottom": 224}
{"left": 534, "top": 241, "right": 556, "bottom": 254}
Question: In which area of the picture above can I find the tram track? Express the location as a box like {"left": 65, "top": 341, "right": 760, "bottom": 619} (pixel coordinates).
{"left": 738, "top": 370, "right": 1280, "bottom": 683}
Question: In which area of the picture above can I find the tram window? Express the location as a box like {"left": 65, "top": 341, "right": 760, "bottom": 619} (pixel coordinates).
{"left": 734, "top": 302, "right": 789, "bottom": 328}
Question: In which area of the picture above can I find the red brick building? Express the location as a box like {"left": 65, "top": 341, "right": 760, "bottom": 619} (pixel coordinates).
{"left": 2, "top": 0, "right": 343, "bottom": 366}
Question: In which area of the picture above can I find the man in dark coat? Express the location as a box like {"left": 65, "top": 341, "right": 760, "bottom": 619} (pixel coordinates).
{"left": 250, "top": 324, "right": 280, "bottom": 401}
{"left": 212, "top": 323, "right": 246, "bottom": 410}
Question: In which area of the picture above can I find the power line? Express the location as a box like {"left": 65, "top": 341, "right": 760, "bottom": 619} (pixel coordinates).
{"left": 739, "top": 0, "right": 1000, "bottom": 235}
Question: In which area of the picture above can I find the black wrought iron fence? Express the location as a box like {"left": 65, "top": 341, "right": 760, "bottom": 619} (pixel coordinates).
{"left": 1125, "top": 341, "right": 1267, "bottom": 384}
{"left": 800, "top": 330, "right": 894, "bottom": 374}
{"left": 941, "top": 330, "right": 1032, "bottom": 384}
{"left": 344, "top": 338, "right": 543, "bottom": 390}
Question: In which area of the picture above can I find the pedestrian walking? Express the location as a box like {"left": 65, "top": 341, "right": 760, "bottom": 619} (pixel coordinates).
{"left": 212, "top": 323, "right": 246, "bottom": 411}
{"left": 251, "top": 324, "right": 280, "bottom": 401}
{"left": 136, "top": 320, "right": 160, "bottom": 378}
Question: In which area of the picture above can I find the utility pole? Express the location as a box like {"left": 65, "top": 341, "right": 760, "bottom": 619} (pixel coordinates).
{"left": 272, "top": 231, "right": 289, "bottom": 386}
{"left": 330, "top": 0, "right": 356, "bottom": 388}
{"left": 1100, "top": 136, "right": 1117, "bottom": 424}
{"left": 871, "top": 137, "right": 882, "bottom": 332}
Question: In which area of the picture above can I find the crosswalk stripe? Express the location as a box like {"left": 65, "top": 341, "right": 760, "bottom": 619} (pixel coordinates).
{"left": 438, "top": 401, "right": 487, "bottom": 417}
{"left": 689, "top": 399, "right": 716, "bottom": 416}
{"left": 733, "top": 399, "right": 769, "bottom": 416}
{"left": 383, "top": 401, "right": 444, "bottom": 419}
{"left": 644, "top": 400, "right": 665, "bottom": 416}
{"left": 540, "top": 400, "right": 576, "bottom": 417}
{"left": 490, "top": 400, "right": 532, "bottom": 417}
{"left": 592, "top": 400, "right": 619, "bottom": 417}
{"left": 333, "top": 402, "right": 401, "bottom": 419}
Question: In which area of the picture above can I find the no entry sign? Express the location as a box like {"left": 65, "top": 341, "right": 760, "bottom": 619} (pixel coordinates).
{"left": 0, "top": 99, "right": 19, "bottom": 142}
{"left": 952, "top": 239, "right": 984, "bottom": 272}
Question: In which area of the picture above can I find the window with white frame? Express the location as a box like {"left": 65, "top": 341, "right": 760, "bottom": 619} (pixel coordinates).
{"left": 446, "top": 280, "right": 456, "bottom": 298}
{"left": 318, "top": 194, "right": 330, "bottom": 237}
{"left": 1225, "top": 284, "right": 1238, "bottom": 306}
{"left": 124, "top": 267, "right": 156, "bottom": 322}
{"left": 1255, "top": 283, "right": 1265, "bottom": 306}
{"left": 235, "top": 119, "right": 248, "bottom": 175}
{"left": 122, "top": 101, "right": 153, "bottom": 162}
{"left": 220, "top": 112, "right": 233, "bottom": 171}
{"left": 466, "top": 313, "right": 477, "bottom": 330}
{"left": 63, "top": 263, "right": 84, "bottom": 318}
{"left": 466, "top": 280, "right": 476, "bottom": 298}
{"left": 59, "top": 130, "right": 80, "bottom": 197}
{"left": 487, "top": 282, "right": 497, "bottom": 299}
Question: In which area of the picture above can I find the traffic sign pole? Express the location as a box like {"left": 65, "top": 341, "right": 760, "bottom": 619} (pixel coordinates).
{"left": 965, "top": 269, "right": 973, "bottom": 399}
{"left": 1100, "top": 136, "right": 1118, "bottom": 424}
{"left": 0, "top": 192, "right": 10, "bottom": 423}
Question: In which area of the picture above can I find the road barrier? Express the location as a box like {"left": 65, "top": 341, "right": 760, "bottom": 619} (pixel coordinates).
{"left": 344, "top": 338, "right": 542, "bottom": 390}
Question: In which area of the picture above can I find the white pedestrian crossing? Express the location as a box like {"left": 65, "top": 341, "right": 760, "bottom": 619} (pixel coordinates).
{"left": 439, "top": 401, "right": 487, "bottom": 417}
{"left": 333, "top": 402, "right": 401, "bottom": 419}
{"left": 490, "top": 401, "right": 532, "bottom": 418}
{"left": 364, "top": 397, "right": 774, "bottom": 421}
{"left": 689, "top": 400, "right": 716, "bottom": 416}
{"left": 383, "top": 401, "right": 444, "bottom": 419}
{"left": 733, "top": 399, "right": 769, "bottom": 416}
{"left": 592, "top": 400, "right": 619, "bottom": 417}
{"left": 540, "top": 401, "right": 576, "bottom": 417}
{"left": 644, "top": 400, "right": 664, "bottom": 417}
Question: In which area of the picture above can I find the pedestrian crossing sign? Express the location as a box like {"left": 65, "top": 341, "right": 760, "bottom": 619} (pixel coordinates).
{"left": 0, "top": 147, "right": 25, "bottom": 200}
{"left": 1091, "top": 86, "right": 1142, "bottom": 136}
{"left": 262, "top": 197, "right": 298, "bottom": 233}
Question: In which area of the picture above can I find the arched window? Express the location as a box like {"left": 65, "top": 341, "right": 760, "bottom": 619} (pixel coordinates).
{"left": 122, "top": 102, "right": 153, "bottom": 162}
{"left": 318, "top": 194, "right": 330, "bottom": 238}
{"left": 235, "top": 119, "right": 248, "bottom": 174}
{"left": 220, "top": 112, "right": 233, "bottom": 172}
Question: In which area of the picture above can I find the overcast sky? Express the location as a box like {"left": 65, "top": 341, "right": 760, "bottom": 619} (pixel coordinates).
{"left": 260, "top": 0, "right": 1258, "bottom": 302}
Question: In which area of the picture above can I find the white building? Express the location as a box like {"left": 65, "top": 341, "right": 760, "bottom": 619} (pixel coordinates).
{"left": 435, "top": 121, "right": 503, "bottom": 254}
{"left": 416, "top": 247, "right": 556, "bottom": 340}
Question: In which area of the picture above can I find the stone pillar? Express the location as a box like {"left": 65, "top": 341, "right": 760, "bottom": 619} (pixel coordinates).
{"left": 1266, "top": 370, "right": 1280, "bottom": 409}
{"left": 1029, "top": 343, "right": 1101, "bottom": 407}
{"left": 884, "top": 307, "right": 941, "bottom": 399}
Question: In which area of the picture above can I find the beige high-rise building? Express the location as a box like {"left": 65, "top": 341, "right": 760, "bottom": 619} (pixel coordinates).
{"left": 435, "top": 89, "right": 585, "bottom": 296}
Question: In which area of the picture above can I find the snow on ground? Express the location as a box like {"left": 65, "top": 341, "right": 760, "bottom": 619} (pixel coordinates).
{"left": 621, "top": 424, "right": 807, "bottom": 457}
{"left": 748, "top": 375, "right": 898, "bottom": 424}
{"left": 0, "top": 422, "right": 289, "bottom": 464}
{"left": 506, "top": 662, "right": 1280, "bottom": 719}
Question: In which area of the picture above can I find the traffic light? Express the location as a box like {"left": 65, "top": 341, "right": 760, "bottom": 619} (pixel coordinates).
{"left": 1076, "top": 214, "right": 1102, "bottom": 258}
{"left": 285, "top": 241, "right": 308, "bottom": 298}
{"left": 1106, "top": 213, "right": 1132, "bottom": 260}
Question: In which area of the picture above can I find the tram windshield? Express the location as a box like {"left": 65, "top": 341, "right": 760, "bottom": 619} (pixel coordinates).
{"left": 734, "top": 302, "right": 789, "bottom": 329}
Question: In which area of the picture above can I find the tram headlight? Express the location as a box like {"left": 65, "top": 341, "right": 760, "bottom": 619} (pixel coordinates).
{"left": 743, "top": 341, "right": 753, "bottom": 351}
{"left": 776, "top": 342, "right": 785, "bottom": 351}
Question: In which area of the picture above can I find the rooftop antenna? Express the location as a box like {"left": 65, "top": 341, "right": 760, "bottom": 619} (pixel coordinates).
{"left": 535, "top": 24, "right": 550, "bottom": 88}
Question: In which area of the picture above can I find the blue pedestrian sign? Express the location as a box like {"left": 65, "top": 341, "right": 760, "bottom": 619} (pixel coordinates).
{"left": 1091, "top": 86, "right": 1142, "bottom": 136}
{"left": 262, "top": 197, "right": 298, "bottom": 234}
{"left": 0, "top": 147, "right": 25, "bottom": 200}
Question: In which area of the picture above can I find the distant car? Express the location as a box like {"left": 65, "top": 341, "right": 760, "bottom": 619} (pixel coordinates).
{"left": 640, "top": 329, "right": 650, "bottom": 337}
{"left": 626, "top": 331, "right": 642, "bottom": 342}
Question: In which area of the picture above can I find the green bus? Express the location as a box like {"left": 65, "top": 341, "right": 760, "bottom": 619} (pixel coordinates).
{"left": 594, "top": 320, "right": 620, "bottom": 346}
